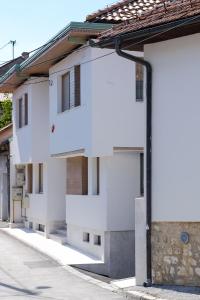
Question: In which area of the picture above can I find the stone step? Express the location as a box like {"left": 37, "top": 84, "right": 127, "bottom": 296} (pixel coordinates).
{"left": 9, "top": 222, "right": 24, "bottom": 229}
{"left": 55, "top": 229, "right": 67, "bottom": 236}
{"left": 48, "top": 232, "right": 67, "bottom": 245}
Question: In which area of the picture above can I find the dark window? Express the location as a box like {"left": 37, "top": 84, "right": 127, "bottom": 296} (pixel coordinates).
{"left": 38, "top": 163, "right": 43, "bottom": 193}
{"left": 27, "top": 164, "right": 33, "bottom": 194}
{"left": 18, "top": 98, "right": 23, "bottom": 128}
{"left": 83, "top": 232, "right": 90, "bottom": 243}
{"left": 140, "top": 153, "right": 144, "bottom": 196}
{"left": 62, "top": 72, "right": 70, "bottom": 112}
{"left": 94, "top": 235, "right": 101, "bottom": 246}
{"left": 18, "top": 94, "right": 28, "bottom": 128}
{"left": 97, "top": 157, "right": 100, "bottom": 195}
{"left": 74, "top": 65, "right": 81, "bottom": 107}
{"left": 136, "top": 63, "right": 144, "bottom": 102}
{"left": 24, "top": 93, "right": 28, "bottom": 125}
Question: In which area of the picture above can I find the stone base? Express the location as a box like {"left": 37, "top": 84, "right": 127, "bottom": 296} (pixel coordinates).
{"left": 152, "top": 222, "right": 200, "bottom": 286}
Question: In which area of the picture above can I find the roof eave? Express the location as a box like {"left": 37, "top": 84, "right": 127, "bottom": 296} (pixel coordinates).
{"left": 0, "top": 22, "right": 112, "bottom": 92}
{"left": 92, "top": 14, "right": 200, "bottom": 51}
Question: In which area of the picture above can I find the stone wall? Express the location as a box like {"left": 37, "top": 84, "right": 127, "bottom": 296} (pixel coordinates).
{"left": 152, "top": 222, "right": 200, "bottom": 286}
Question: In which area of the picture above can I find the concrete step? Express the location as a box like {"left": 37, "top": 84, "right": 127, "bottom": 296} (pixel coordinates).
{"left": 35, "top": 230, "right": 45, "bottom": 237}
{"left": 48, "top": 232, "right": 67, "bottom": 245}
{"left": 9, "top": 222, "right": 24, "bottom": 229}
{"left": 55, "top": 229, "right": 67, "bottom": 236}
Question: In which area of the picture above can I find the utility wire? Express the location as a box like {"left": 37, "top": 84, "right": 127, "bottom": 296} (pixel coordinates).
{"left": 0, "top": 41, "right": 10, "bottom": 51}
{"left": 1, "top": 12, "right": 200, "bottom": 87}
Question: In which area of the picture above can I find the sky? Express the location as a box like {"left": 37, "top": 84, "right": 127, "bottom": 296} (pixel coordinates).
{"left": 0, "top": 0, "right": 114, "bottom": 64}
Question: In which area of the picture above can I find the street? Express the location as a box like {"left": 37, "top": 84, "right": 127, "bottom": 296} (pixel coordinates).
{"left": 0, "top": 231, "right": 124, "bottom": 300}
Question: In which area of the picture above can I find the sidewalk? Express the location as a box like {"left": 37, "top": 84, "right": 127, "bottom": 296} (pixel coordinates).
{"left": 1, "top": 227, "right": 200, "bottom": 300}
{"left": 0, "top": 227, "right": 103, "bottom": 265}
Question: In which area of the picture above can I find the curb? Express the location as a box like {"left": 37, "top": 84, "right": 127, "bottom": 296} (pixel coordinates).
{"left": 0, "top": 228, "right": 166, "bottom": 300}
{"left": 122, "top": 290, "right": 166, "bottom": 300}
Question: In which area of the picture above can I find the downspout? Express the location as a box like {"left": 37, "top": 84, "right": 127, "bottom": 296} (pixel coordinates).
{"left": 115, "top": 37, "right": 152, "bottom": 286}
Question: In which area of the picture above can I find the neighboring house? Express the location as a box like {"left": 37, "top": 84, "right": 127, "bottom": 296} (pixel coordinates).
{"left": 0, "top": 124, "right": 12, "bottom": 221}
{"left": 91, "top": 0, "right": 200, "bottom": 286}
{"left": 0, "top": 57, "right": 26, "bottom": 223}
{"left": 0, "top": 21, "right": 145, "bottom": 278}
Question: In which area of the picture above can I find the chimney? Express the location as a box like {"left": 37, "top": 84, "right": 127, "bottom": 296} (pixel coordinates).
{"left": 21, "top": 52, "right": 29, "bottom": 60}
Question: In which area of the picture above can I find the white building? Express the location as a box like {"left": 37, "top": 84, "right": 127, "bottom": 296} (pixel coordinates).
{"left": 92, "top": 0, "right": 200, "bottom": 286}
{"left": 0, "top": 22, "right": 145, "bottom": 278}
{"left": 0, "top": 124, "right": 12, "bottom": 222}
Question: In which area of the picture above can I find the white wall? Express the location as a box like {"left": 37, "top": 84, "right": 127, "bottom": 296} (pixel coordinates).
{"left": 0, "top": 155, "right": 8, "bottom": 220}
{"left": 105, "top": 151, "right": 140, "bottom": 231}
{"left": 13, "top": 78, "right": 49, "bottom": 164}
{"left": 145, "top": 33, "right": 200, "bottom": 221}
{"left": 26, "top": 158, "right": 66, "bottom": 228}
{"left": 66, "top": 195, "right": 107, "bottom": 230}
{"left": 66, "top": 152, "right": 140, "bottom": 232}
{"left": 49, "top": 46, "right": 144, "bottom": 157}
{"left": 90, "top": 48, "right": 144, "bottom": 156}
{"left": 46, "top": 158, "right": 66, "bottom": 223}
{"left": 49, "top": 46, "right": 91, "bottom": 156}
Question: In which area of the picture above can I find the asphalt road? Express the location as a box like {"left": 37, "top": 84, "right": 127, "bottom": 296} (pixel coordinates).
{"left": 0, "top": 231, "right": 124, "bottom": 300}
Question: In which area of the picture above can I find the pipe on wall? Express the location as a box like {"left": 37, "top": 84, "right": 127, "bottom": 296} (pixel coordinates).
{"left": 115, "top": 37, "right": 152, "bottom": 286}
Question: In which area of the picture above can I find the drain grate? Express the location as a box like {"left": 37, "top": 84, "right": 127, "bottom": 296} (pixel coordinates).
{"left": 24, "top": 260, "right": 59, "bottom": 269}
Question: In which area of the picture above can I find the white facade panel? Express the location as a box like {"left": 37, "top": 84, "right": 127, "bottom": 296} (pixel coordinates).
{"left": 49, "top": 46, "right": 144, "bottom": 157}
{"left": 145, "top": 33, "right": 200, "bottom": 221}
{"left": 66, "top": 195, "right": 107, "bottom": 231}
{"left": 13, "top": 78, "right": 49, "bottom": 164}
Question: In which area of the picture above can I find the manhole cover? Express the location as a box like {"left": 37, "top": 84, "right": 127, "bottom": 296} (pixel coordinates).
{"left": 24, "top": 260, "right": 59, "bottom": 269}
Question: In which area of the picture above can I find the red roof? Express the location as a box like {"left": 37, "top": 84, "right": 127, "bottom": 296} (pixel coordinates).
{"left": 86, "top": 0, "right": 162, "bottom": 23}
{"left": 98, "top": 0, "right": 200, "bottom": 39}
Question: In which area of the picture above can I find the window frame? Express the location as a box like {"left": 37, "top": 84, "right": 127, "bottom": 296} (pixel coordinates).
{"left": 17, "top": 93, "right": 28, "bottom": 129}
{"left": 38, "top": 163, "right": 43, "bottom": 194}
{"left": 61, "top": 72, "right": 71, "bottom": 112}
{"left": 136, "top": 62, "right": 144, "bottom": 102}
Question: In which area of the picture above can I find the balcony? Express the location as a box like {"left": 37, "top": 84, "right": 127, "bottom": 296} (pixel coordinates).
{"left": 66, "top": 195, "right": 107, "bottom": 231}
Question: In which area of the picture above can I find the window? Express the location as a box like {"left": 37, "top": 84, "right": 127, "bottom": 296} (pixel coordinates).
{"left": 18, "top": 98, "right": 23, "bottom": 128}
{"left": 18, "top": 93, "right": 28, "bottom": 128}
{"left": 94, "top": 235, "right": 101, "bottom": 246}
{"left": 140, "top": 153, "right": 144, "bottom": 196}
{"left": 67, "top": 156, "right": 88, "bottom": 195}
{"left": 24, "top": 93, "right": 28, "bottom": 125}
{"left": 91, "top": 157, "right": 100, "bottom": 195}
{"left": 136, "top": 63, "right": 144, "bottom": 102}
{"left": 74, "top": 65, "right": 81, "bottom": 107}
{"left": 38, "top": 163, "right": 43, "bottom": 194}
{"left": 61, "top": 72, "right": 70, "bottom": 112}
{"left": 60, "top": 65, "right": 81, "bottom": 112}
{"left": 83, "top": 232, "right": 90, "bottom": 243}
{"left": 27, "top": 164, "right": 33, "bottom": 194}
{"left": 97, "top": 157, "right": 100, "bottom": 195}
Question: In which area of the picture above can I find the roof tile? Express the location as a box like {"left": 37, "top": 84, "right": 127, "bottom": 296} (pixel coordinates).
{"left": 98, "top": 0, "right": 200, "bottom": 39}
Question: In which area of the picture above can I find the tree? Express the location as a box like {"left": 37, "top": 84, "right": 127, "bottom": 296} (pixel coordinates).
{"left": 0, "top": 97, "right": 12, "bottom": 129}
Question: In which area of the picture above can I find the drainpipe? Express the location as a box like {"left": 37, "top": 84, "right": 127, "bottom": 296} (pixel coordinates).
{"left": 115, "top": 37, "right": 152, "bottom": 286}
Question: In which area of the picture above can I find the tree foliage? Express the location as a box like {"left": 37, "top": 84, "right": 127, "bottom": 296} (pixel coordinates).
{"left": 0, "top": 97, "right": 12, "bottom": 129}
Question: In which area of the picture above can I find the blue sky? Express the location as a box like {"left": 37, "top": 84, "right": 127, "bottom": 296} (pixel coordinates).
{"left": 0, "top": 0, "right": 113, "bottom": 63}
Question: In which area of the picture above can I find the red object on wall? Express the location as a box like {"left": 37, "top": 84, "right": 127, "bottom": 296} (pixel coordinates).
{"left": 51, "top": 124, "right": 55, "bottom": 133}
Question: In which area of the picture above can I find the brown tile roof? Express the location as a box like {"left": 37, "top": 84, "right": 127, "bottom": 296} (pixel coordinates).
{"left": 0, "top": 57, "right": 25, "bottom": 77}
{"left": 98, "top": 0, "right": 200, "bottom": 39}
{"left": 86, "top": 0, "right": 162, "bottom": 23}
